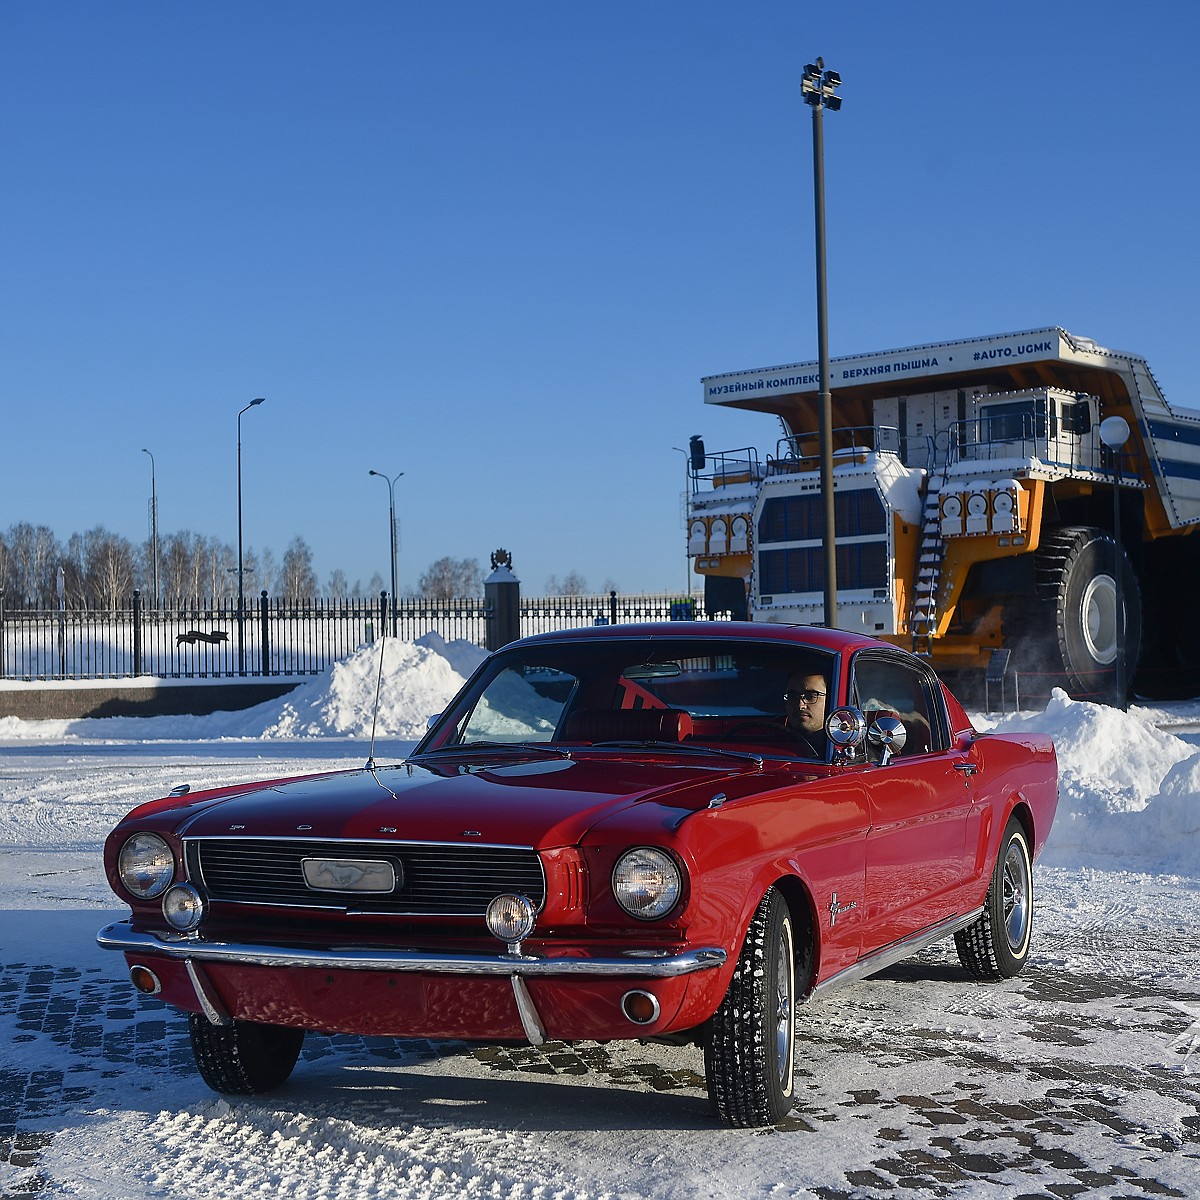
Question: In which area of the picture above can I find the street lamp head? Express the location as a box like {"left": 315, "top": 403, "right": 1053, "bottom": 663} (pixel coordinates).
{"left": 251, "top": 397, "right": 265, "bottom": 407}
{"left": 1099, "top": 415, "right": 1131, "bottom": 449}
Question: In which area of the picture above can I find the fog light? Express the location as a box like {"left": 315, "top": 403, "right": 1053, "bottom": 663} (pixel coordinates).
{"left": 129, "top": 965, "right": 162, "bottom": 995}
{"left": 161, "top": 883, "right": 205, "bottom": 932}
{"left": 621, "top": 989, "right": 661, "bottom": 1025}
{"left": 486, "top": 893, "right": 537, "bottom": 951}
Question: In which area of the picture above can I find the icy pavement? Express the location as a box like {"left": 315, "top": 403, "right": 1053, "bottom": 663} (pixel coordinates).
{"left": 1, "top": 871, "right": 1198, "bottom": 1199}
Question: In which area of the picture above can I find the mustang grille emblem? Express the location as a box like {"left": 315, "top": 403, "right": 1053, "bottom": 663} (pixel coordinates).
{"left": 301, "top": 857, "right": 398, "bottom": 894}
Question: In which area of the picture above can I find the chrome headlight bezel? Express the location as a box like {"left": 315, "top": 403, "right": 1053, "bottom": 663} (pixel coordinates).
{"left": 117, "top": 832, "right": 176, "bottom": 900}
{"left": 612, "top": 847, "right": 683, "bottom": 921}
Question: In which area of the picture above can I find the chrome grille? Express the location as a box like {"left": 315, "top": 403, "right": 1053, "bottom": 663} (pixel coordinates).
{"left": 187, "top": 838, "right": 545, "bottom": 916}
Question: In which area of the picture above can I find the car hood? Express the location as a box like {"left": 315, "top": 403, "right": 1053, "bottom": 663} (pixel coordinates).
{"left": 171, "top": 752, "right": 776, "bottom": 848}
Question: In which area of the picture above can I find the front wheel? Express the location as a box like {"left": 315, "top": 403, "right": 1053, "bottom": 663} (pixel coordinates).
{"left": 189, "top": 1014, "right": 305, "bottom": 1095}
{"left": 955, "top": 817, "right": 1033, "bottom": 980}
{"left": 704, "top": 887, "right": 796, "bottom": 1127}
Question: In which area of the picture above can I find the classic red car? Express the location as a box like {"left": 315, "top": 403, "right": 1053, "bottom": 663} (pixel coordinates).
{"left": 98, "top": 622, "right": 1057, "bottom": 1127}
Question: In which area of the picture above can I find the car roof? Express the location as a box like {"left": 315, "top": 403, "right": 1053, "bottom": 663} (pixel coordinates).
{"left": 507, "top": 621, "right": 892, "bottom": 656}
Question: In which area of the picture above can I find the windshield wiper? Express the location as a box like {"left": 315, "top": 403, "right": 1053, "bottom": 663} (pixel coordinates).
{"left": 418, "top": 740, "right": 573, "bottom": 759}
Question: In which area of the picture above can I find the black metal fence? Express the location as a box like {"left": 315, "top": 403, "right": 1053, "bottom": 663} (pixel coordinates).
{"left": 0, "top": 590, "right": 701, "bottom": 681}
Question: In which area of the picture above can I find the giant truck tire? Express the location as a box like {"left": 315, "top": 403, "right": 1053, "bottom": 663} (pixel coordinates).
{"left": 1033, "top": 526, "right": 1142, "bottom": 702}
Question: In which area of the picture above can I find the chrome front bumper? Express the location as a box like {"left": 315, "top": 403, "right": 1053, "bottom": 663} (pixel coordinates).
{"left": 96, "top": 921, "right": 727, "bottom": 979}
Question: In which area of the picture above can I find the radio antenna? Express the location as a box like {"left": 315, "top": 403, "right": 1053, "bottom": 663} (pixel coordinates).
{"left": 365, "top": 631, "right": 388, "bottom": 771}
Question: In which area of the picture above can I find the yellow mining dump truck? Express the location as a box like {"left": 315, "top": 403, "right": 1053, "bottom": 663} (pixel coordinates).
{"left": 690, "top": 327, "right": 1200, "bottom": 701}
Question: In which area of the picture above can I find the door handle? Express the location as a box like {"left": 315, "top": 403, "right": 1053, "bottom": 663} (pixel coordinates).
{"left": 953, "top": 761, "right": 978, "bottom": 776}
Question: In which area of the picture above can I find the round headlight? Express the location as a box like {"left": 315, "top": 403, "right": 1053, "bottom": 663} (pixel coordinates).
{"left": 612, "top": 848, "right": 682, "bottom": 921}
{"left": 162, "top": 883, "right": 205, "bottom": 932}
{"left": 117, "top": 833, "right": 175, "bottom": 899}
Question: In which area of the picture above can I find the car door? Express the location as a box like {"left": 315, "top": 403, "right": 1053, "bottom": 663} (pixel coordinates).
{"left": 852, "top": 652, "right": 977, "bottom": 949}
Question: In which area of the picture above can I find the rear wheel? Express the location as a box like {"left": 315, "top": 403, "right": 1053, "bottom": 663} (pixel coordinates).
{"left": 705, "top": 887, "right": 796, "bottom": 1127}
{"left": 189, "top": 1014, "right": 305, "bottom": 1094}
{"left": 955, "top": 817, "right": 1033, "bottom": 980}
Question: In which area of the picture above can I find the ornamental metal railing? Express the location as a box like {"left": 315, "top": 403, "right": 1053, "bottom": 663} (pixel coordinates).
{"left": 0, "top": 590, "right": 706, "bottom": 681}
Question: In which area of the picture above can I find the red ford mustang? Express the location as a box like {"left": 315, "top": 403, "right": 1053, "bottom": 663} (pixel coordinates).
{"left": 98, "top": 623, "right": 1057, "bottom": 1127}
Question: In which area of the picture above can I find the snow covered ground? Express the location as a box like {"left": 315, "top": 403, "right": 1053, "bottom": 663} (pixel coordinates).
{"left": 1, "top": 635, "right": 1198, "bottom": 1198}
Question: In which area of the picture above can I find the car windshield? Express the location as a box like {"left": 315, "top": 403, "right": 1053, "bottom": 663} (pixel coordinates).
{"left": 418, "top": 637, "right": 838, "bottom": 761}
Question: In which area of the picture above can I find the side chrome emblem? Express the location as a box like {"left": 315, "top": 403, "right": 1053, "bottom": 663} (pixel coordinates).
{"left": 829, "top": 892, "right": 858, "bottom": 927}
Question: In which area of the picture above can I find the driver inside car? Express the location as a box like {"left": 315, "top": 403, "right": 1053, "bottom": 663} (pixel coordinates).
{"left": 783, "top": 671, "right": 829, "bottom": 756}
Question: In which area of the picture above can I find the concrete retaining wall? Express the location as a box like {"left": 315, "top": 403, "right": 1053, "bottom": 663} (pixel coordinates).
{"left": 0, "top": 679, "right": 303, "bottom": 721}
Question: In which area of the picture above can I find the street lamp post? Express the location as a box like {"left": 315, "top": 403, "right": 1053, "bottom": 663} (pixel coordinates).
{"left": 671, "top": 446, "right": 694, "bottom": 601}
{"left": 368, "top": 469, "right": 404, "bottom": 636}
{"left": 141, "top": 447, "right": 158, "bottom": 605}
{"left": 1099, "top": 414, "right": 1131, "bottom": 710}
{"left": 801, "top": 57, "right": 843, "bottom": 629}
{"left": 237, "top": 397, "right": 266, "bottom": 674}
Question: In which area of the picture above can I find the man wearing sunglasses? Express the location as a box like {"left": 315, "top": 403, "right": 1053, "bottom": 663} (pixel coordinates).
{"left": 783, "top": 672, "right": 829, "bottom": 756}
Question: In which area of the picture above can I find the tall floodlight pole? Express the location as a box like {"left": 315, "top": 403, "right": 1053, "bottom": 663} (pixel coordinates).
{"left": 369, "top": 469, "right": 404, "bottom": 635}
{"left": 1100, "top": 415, "right": 1131, "bottom": 710}
{"left": 237, "top": 397, "right": 266, "bottom": 674}
{"left": 801, "top": 58, "right": 843, "bottom": 629}
{"left": 141, "top": 448, "right": 158, "bottom": 605}
{"left": 671, "top": 447, "right": 692, "bottom": 599}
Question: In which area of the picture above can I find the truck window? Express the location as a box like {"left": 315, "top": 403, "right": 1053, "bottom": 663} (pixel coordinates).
{"left": 979, "top": 400, "right": 1050, "bottom": 443}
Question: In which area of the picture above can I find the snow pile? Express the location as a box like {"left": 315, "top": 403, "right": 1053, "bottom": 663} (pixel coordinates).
{"left": 984, "top": 689, "right": 1200, "bottom": 871}
{"left": 261, "top": 634, "right": 488, "bottom": 740}
{"left": 0, "top": 635, "right": 489, "bottom": 744}
{"left": 0, "top": 714, "right": 72, "bottom": 740}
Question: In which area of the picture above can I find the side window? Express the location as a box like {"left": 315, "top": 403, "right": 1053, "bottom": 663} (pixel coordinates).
{"left": 850, "top": 656, "right": 941, "bottom": 756}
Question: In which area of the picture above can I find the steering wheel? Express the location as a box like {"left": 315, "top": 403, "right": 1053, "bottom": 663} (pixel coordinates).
{"left": 723, "top": 719, "right": 821, "bottom": 746}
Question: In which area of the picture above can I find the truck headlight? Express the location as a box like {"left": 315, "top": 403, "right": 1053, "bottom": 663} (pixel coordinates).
{"left": 117, "top": 833, "right": 175, "bottom": 899}
{"left": 612, "top": 848, "right": 682, "bottom": 920}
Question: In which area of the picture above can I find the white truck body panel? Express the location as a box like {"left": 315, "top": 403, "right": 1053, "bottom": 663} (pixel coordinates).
{"left": 703, "top": 327, "right": 1200, "bottom": 530}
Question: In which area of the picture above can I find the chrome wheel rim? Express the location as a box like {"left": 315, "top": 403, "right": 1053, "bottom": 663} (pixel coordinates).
{"left": 1002, "top": 838, "right": 1032, "bottom": 953}
{"left": 774, "top": 920, "right": 795, "bottom": 1088}
{"left": 1081, "top": 573, "right": 1118, "bottom": 665}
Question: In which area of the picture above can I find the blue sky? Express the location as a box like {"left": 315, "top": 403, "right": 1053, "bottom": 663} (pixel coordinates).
{"left": 3, "top": 1, "right": 1198, "bottom": 597}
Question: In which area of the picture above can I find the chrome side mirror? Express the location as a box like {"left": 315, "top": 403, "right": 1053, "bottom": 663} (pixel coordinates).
{"left": 825, "top": 707, "right": 867, "bottom": 763}
{"left": 867, "top": 715, "right": 907, "bottom": 767}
